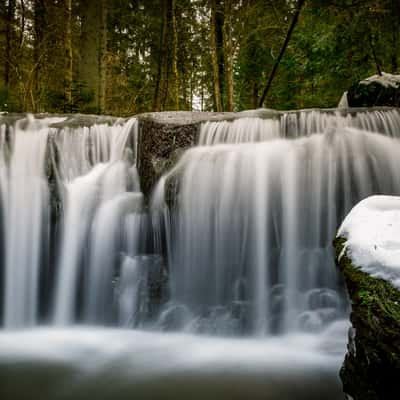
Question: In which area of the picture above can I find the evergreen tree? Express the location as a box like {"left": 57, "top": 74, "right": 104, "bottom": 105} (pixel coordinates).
{"left": 0, "top": 0, "right": 398, "bottom": 114}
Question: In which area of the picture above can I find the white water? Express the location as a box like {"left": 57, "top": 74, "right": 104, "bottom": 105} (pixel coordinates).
{"left": 52, "top": 119, "right": 144, "bottom": 325}
{"left": 1, "top": 117, "right": 50, "bottom": 328}
{"left": 199, "top": 108, "right": 400, "bottom": 144}
{"left": 0, "top": 322, "right": 347, "bottom": 400}
{"left": 1, "top": 109, "right": 400, "bottom": 399}
{"left": 0, "top": 116, "right": 144, "bottom": 328}
{"left": 153, "top": 109, "right": 400, "bottom": 336}
{"left": 84, "top": 192, "right": 143, "bottom": 323}
{"left": 54, "top": 163, "right": 110, "bottom": 324}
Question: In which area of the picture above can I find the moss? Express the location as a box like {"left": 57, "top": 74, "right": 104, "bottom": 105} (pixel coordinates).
{"left": 334, "top": 237, "right": 400, "bottom": 325}
{"left": 334, "top": 237, "right": 400, "bottom": 400}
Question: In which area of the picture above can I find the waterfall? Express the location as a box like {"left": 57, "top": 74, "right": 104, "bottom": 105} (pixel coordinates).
{"left": 0, "top": 116, "right": 145, "bottom": 329}
{"left": 1, "top": 117, "right": 51, "bottom": 328}
{"left": 154, "top": 108, "right": 400, "bottom": 335}
{"left": 52, "top": 119, "right": 143, "bottom": 325}
{"left": 1, "top": 108, "right": 400, "bottom": 334}
{"left": 2, "top": 108, "right": 400, "bottom": 400}
{"left": 199, "top": 108, "right": 400, "bottom": 145}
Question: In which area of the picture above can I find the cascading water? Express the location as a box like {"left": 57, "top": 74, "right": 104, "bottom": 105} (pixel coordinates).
{"left": 0, "top": 116, "right": 147, "bottom": 329}
{"left": 52, "top": 119, "right": 145, "bottom": 325}
{"left": 0, "top": 117, "right": 51, "bottom": 328}
{"left": 1, "top": 108, "right": 400, "bottom": 400}
{"left": 153, "top": 108, "right": 400, "bottom": 336}
{"left": 199, "top": 108, "right": 400, "bottom": 144}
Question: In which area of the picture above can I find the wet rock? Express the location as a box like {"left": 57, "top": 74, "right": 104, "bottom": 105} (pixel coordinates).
{"left": 146, "top": 255, "right": 169, "bottom": 318}
{"left": 136, "top": 111, "right": 241, "bottom": 197}
{"left": 347, "top": 72, "right": 400, "bottom": 107}
{"left": 156, "top": 302, "right": 193, "bottom": 331}
{"left": 334, "top": 237, "right": 400, "bottom": 400}
{"left": 136, "top": 115, "right": 197, "bottom": 197}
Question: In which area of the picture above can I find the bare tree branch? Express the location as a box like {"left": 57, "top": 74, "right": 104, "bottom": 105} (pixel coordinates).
{"left": 258, "top": 0, "right": 306, "bottom": 108}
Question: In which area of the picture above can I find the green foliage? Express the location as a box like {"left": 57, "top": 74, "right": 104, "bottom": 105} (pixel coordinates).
{"left": 235, "top": 0, "right": 400, "bottom": 110}
{"left": 0, "top": 88, "right": 12, "bottom": 112}
{"left": 0, "top": 0, "right": 399, "bottom": 113}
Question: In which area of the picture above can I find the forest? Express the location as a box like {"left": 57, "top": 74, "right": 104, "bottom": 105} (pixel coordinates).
{"left": 0, "top": 0, "right": 399, "bottom": 116}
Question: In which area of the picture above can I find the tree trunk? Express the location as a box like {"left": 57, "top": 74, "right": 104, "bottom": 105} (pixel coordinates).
{"left": 153, "top": 0, "right": 168, "bottom": 111}
{"left": 210, "top": 0, "right": 223, "bottom": 112}
{"left": 171, "top": 0, "right": 179, "bottom": 110}
{"left": 160, "top": 0, "right": 173, "bottom": 110}
{"left": 391, "top": 0, "right": 400, "bottom": 73}
{"left": 98, "top": 0, "right": 107, "bottom": 114}
{"left": 0, "top": 3, "right": 5, "bottom": 88}
{"left": 252, "top": 81, "right": 258, "bottom": 109}
{"left": 5, "top": 0, "right": 16, "bottom": 87}
{"left": 223, "top": 0, "right": 234, "bottom": 111}
{"left": 79, "top": 1, "right": 100, "bottom": 112}
{"left": 64, "top": 0, "right": 73, "bottom": 111}
{"left": 33, "top": 0, "right": 46, "bottom": 112}
{"left": 369, "top": 34, "right": 382, "bottom": 76}
{"left": 258, "top": 0, "right": 306, "bottom": 107}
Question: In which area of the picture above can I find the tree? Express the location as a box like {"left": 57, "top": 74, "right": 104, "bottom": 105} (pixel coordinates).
{"left": 5, "top": 0, "right": 15, "bottom": 88}
{"left": 223, "top": 0, "right": 234, "bottom": 111}
{"left": 153, "top": 0, "right": 169, "bottom": 111}
{"left": 0, "top": 0, "right": 398, "bottom": 114}
{"left": 79, "top": 0, "right": 108, "bottom": 113}
{"left": 258, "top": 0, "right": 306, "bottom": 107}
{"left": 98, "top": 0, "right": 107, "bottom": 114}
{"left": 33, "top": 0, "right": 46, "bottom": 112}
{"left": 64, "top": 0, "right": 73, "bottom": 110}
{"left": 210, "top": 0, "right": 223, "bottom": 111}
{"left": 0, "top": 0, "right": 16, "bottom": 109}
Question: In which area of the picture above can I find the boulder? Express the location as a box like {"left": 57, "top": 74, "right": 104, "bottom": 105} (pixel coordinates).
{"left": 334, "top": 238, "right": 400, "bottom": 399}
{"left": 136, "top": 111, "right": 238, "bottom": 196}
{"left": 334, "top": 195, "right": 400, "bottom": 399}
{"left": 347, "top": 72, "right": 400, "bottom": 107}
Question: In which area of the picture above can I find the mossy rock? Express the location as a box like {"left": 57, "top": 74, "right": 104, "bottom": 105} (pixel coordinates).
{"left": 334, "top": 237, "right": 400, "bottom": 400}
{"left": 347, "top": 81, "right": 400, "bottom": 108}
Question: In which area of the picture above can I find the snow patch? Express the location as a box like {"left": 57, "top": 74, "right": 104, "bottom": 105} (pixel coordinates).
{"left": 338, "top": 195, "right": 400, "bottom": 289}
{"left": 360, "top": 72, "right": 400, "bottom": 89}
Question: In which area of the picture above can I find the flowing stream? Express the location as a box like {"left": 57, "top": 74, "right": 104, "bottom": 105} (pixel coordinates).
{"left": 1, "top": 109, "right": 400, "bottom": 399}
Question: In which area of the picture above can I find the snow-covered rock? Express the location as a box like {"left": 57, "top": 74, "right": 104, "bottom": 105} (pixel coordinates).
{"left": 338, "top": 195, "right": 400, "bottom": 289}
{"left": 360, "top": 72, "right": 400, "bottom": 89}
{"left": 335, "top": 195, "right": 400, "bottom": 400}
{"left": 347, "top": 72, "right": 400, "bottom": 107}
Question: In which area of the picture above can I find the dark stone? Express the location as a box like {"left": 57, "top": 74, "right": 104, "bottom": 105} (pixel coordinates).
{"left": 136, "top": 111, "right": 240, "bottom": 197}
{"left": 334, "top": 237, "right": 400, "bottom": 400}
{"left": 347, "top": 80, "right": 400, "bottom": 108}
{"left": 146, "top": 255, "right": 169, "bottom": 319}
{"left": 137, "top": 115, "right": 196, "bottom": 197}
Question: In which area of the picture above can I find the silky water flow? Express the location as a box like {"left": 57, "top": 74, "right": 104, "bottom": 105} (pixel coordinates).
{"left": 1, "top": 109, "right": 400, "bottom": 399}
